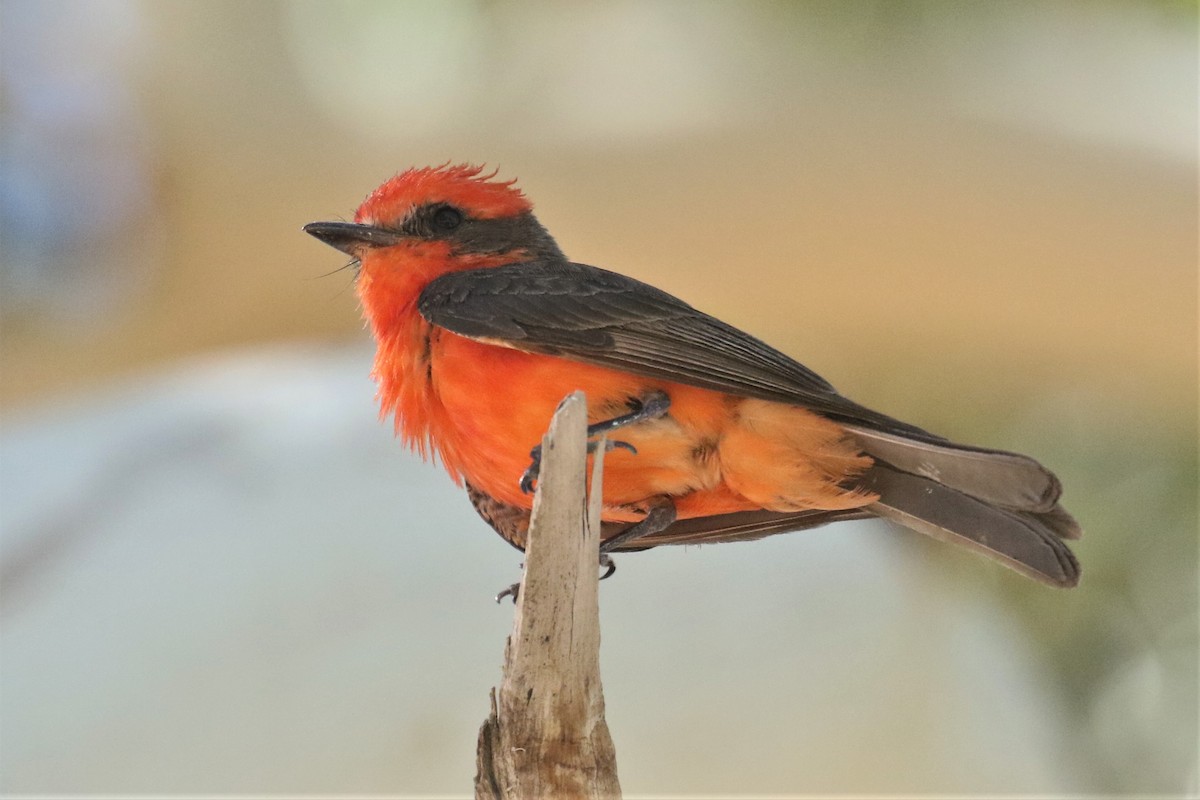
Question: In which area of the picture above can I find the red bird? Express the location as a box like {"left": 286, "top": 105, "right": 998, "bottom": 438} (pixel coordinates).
{"left": 305, "top": 164, "right": 1080, "bottom": 587}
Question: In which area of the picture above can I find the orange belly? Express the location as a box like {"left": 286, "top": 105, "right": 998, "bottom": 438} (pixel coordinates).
{"left": 419, "top": 331, "right": 876, "bottom": 521}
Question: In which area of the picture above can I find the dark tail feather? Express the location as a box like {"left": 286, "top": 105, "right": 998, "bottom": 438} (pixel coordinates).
{"left": 1019, "top": 502, "right": 1083, "bottom": 541}
{"left": 846, "top": 426, "right": 1063, "bottom": 513}
{"left": 859, "top": 463, "right": 1081, "bottom": 587}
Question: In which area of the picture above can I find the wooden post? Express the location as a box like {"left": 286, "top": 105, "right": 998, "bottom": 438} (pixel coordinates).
{"left": 475, "top": 392, "right": 622, "bottom": 799}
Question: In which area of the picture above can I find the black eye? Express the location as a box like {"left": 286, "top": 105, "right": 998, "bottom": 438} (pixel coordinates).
{"left": 431, "top": 205, "right": 464, "bottom": 232}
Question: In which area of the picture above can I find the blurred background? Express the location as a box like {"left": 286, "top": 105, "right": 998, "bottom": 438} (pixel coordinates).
{"left": 1, "top": 0, "right": 1196, "bottom": 795}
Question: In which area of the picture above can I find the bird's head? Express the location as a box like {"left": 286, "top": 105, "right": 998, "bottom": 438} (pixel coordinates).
{"left": 304, "top": 164, "right": 564, "bottom": 275}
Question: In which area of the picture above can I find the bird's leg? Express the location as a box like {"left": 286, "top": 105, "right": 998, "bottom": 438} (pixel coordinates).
{"left": 585, "top": 389, "right": 672, "bottom": 438}
{"left": 600, "top": 497, "right": 677, "bottom": 554}
{"left": 519, "top": 390, "right": 671, "bottom": 494}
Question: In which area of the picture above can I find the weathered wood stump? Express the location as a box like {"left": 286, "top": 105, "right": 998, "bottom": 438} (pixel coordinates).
{"left": 475, "top": 392, "right": 621, "bottom": 799}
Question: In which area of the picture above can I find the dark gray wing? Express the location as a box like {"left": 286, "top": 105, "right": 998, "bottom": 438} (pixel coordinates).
{"left": 419, "top": 260, "right": 934, "bottom": 440}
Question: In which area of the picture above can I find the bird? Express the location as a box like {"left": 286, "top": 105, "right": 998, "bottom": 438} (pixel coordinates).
{"left": 304, "top": 164, "right": 1080, "bottom": 588}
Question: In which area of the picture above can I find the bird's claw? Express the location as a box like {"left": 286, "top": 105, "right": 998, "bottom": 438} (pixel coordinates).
{"left": 599, "top": 554, "right": 617, "bottom": 581}
{"left": 519, "top": 447, "right": 541, "bottom": 494}
{"left": 518, "top": 392, "right": 669, "bottom": 493}
{"left": 496, "top": 581, "right": 521, "bottom": 604}
{"left": 496, "top": 557, "right": 617, "bottom": 604}
{"left": 519, "top": 439, "right": 637, "bottom": 494}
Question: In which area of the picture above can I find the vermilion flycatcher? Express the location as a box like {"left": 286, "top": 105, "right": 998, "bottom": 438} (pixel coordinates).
{"left": 305, "top": 164, "right": 1080, "bottom": 587}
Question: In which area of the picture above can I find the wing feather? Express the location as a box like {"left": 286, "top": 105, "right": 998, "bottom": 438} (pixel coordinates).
{"left": 419, "top": 261, "right": 930, "bottom": 438}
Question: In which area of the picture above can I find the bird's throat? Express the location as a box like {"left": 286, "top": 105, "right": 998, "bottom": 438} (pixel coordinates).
{"left": 356, "top": 246, "right": 520, "bottom": 472}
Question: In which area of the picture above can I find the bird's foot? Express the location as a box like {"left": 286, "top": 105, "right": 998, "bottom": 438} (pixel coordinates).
{"left": 495, "top": 557, "right": 619, "bottom": 604}
{"left": 520, "top": 439, "right": 636, "bottom": 494}
{"left": 600, "top": 498, "right": 677, "bottom": 553}
{"left": 519, "top": 390, "right": 672, "bottom": 494}
{"left": 495, "top": 562, "right": 525, "bottom": 603}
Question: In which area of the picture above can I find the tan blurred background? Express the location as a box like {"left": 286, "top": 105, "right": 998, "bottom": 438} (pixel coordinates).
{"left": 1, "top": 0, "right": 1196, "bottom": 796}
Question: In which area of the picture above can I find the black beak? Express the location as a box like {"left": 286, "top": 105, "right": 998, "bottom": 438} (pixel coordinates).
{"left": 303, "top": 221, "right": 405, "bottom": 256}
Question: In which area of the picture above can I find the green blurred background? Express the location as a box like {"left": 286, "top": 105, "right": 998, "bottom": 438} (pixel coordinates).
{"left": 1, "top": 0, "right": 1196, "bottom": 795}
